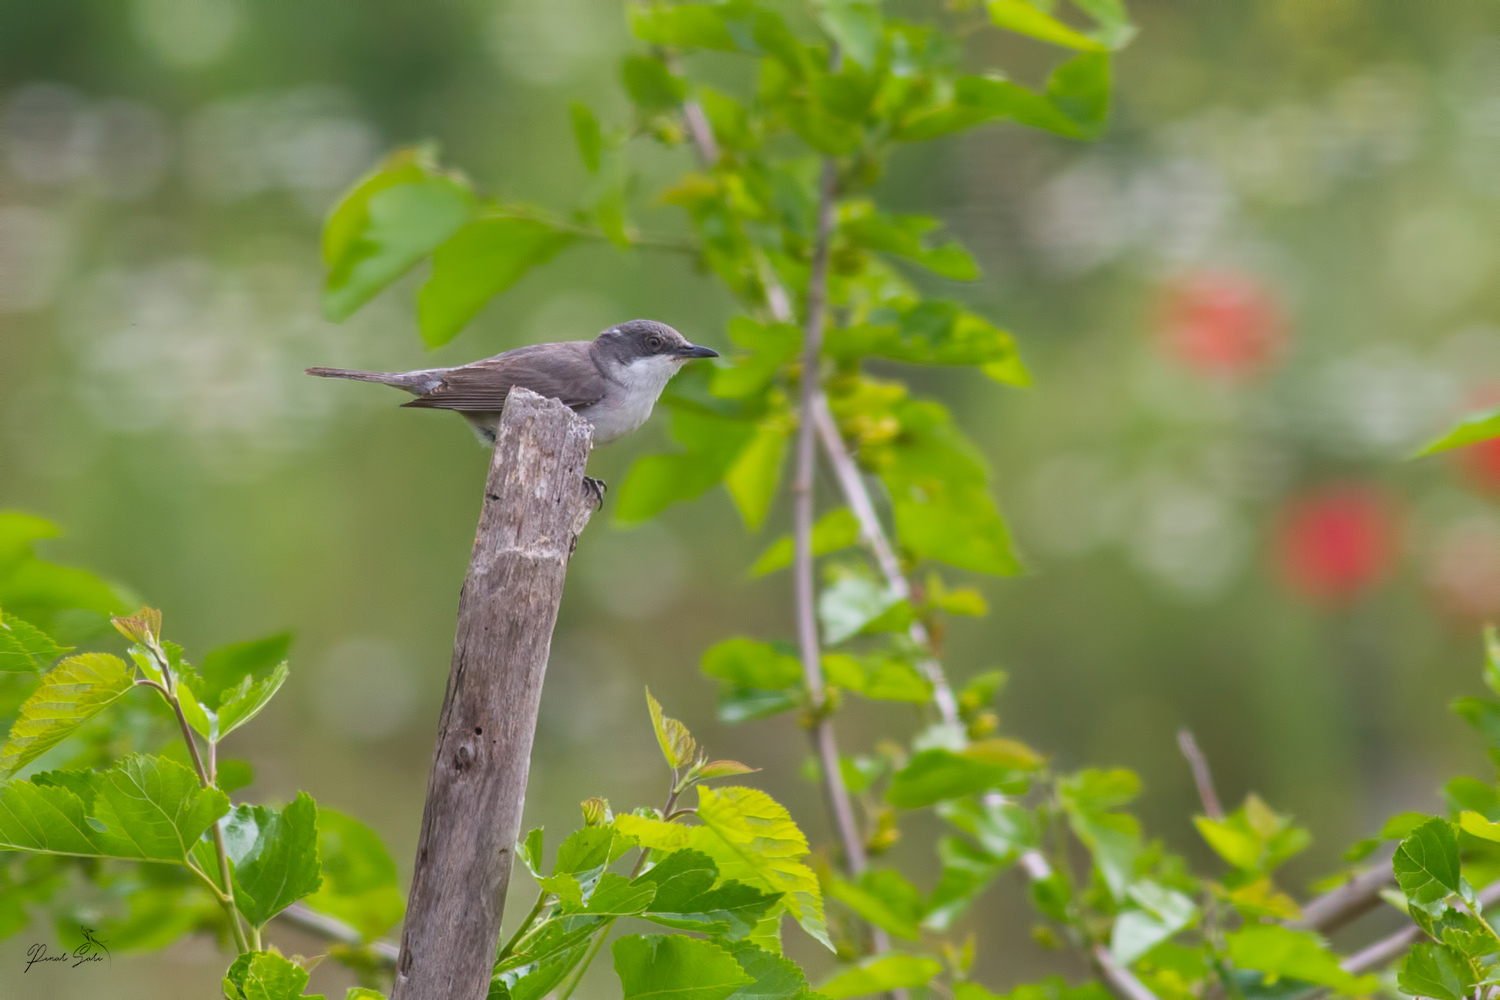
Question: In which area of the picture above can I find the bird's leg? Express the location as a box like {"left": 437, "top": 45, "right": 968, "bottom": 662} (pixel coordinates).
{"left": 582, "top": 476, "right": 607, "bottom": 511}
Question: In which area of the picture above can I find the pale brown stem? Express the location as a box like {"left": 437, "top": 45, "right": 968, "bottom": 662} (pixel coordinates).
{"left": 794, "top": 156, "right": 867, "bottom": 878}
{"left": 1176, "top": 729, "right": 1224, "bottom": 821}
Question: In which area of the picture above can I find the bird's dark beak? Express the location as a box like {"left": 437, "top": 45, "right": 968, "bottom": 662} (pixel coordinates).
{"left": 678, "top": 344, "right": 719, "bottom": 359}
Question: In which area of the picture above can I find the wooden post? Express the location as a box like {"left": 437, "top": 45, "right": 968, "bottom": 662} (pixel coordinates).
{"left": 390, "top": 388, "right": 595, "bottom": 1000}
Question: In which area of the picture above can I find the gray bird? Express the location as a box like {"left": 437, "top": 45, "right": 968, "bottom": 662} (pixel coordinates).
{"left": 306, "top": 319, "right": 718, "bottom": 503}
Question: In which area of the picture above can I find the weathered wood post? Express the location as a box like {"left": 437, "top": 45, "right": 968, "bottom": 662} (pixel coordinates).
{"left": 390, "top": 388, "right": 595, "bottom": 1000}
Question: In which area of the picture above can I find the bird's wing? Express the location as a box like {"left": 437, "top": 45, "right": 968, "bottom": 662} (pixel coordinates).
{"left": 401, "top": 342, "right": 608, "bottom": 412}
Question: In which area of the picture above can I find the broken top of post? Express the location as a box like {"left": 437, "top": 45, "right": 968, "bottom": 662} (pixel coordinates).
{"left": 391, "top": 388, "right": 595, "bottom": 1000}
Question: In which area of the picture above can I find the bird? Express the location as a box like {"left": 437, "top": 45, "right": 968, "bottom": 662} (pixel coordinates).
{"left": 306, "top": 319, "right": 719, "bottom": 506}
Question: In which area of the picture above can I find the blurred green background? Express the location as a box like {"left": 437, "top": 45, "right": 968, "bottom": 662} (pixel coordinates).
{"left": 5, "top": 0, "right": 1500, "bottom": 995}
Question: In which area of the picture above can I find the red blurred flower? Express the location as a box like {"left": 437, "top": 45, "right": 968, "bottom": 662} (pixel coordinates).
{"left": 1156, "top": 270, "right": 1287, "bottom": 378}
{"left": 1453, "top": 386, "right": 1500, "bottom": 496}
{"left": 1457, "top": 437, "right": 1500, "bottom": 495}
{"left": 1274, "top": 484, "right": 1399, "bottom": 603}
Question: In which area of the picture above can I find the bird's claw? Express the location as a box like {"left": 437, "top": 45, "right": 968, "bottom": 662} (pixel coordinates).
{"left": 583, "top": 476, "right": 608, "bottom": 511}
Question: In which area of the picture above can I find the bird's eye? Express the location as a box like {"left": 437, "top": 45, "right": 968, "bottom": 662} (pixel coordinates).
{"left": 647, "top": 335, "right": 664, "bottom": 351}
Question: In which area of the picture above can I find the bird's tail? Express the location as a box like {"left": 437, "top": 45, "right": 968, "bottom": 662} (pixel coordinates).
{"left": 305, "top": 366, "right": 406, "bottom": 383}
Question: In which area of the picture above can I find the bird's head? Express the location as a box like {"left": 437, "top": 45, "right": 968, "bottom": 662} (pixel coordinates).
{"left": 594, "top": 320, "right": 719, "bottom": 368}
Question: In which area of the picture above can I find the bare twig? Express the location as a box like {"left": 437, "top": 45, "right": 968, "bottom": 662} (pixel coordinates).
{"left": 810, "top": 399, "right": 961, "bottom": 724}
{"left": 1177, "top": 729, "right": 1224, "bottom": 821}
{"left": 1341, "top": 879, "right": 1500, "bottom": 974}
{"left": 1293, "top": 865, "right": 1394, "bottom": 935}
{"left": 1340, "top": 924, "right": 1422, "bottom": 976}
{"left": 276, "top": 903, "right": 400, "bottom": 966}
{"left": 794, "top": 156, "right": 866, "bottom": 877}
{"left": 1094, "top": 944, "right": 1167, "bottom": 1000}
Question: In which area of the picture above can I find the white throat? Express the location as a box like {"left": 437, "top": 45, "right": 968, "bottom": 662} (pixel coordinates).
{"left": 584, "top": 354, "right": 688, "bottom": 444}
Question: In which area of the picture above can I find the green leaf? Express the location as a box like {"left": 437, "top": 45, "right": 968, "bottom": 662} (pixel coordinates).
{"left": 899, "top": 53, "right": 1111, "bottom": 143}
{"left": 924, "top": 835, "right": 1008, "bottom": 931}
{"left": 724, "top": 941, "right": 814, "bottom": 1000}
{"left": 0, "top": 755, "right": 229, "bottom": 863}
{"left": 303, "top": 808, "right": 404, "bottom": 940}
{"left": 418, "top": 215, "right": 576, "bottom": 348}
{"left": 215, "top": 661, "right": 290, "bottom": 740}
{"left": 887, "top": 741, "right": 1042, "bottom": 809}
{"left": 613, "top": 934, "right": 754, "bottom": 1000}
{"left": 571, "top": 103, "right": 604, "bottom": 173}
{"left": 637, "top": 849, "right": 782, "bottom": 937}
{"left": 1070, "top": 0, "right": 1137, "bottom": 48}
{"left": 830, "top": 655, "right": 933, "bottom": 703}
{"left": 726, "top": 424, "right": 790, "bottom": 530}
{"left": 818, "top": 575, "right": 906, "bottom": 645}
{"left": 711, "top": 319, "right": 800, "bottom": 401}
{"left": 1452, "top": 696, "right": 1500, "bottom": 753}
{"left": 826, "top": 303, "right": 1027, "bottom": 385}
{"left": 988, "top": 0, "right": 1107, "bottom": 50}
{"left": 199, "top": 632, "right": 291, "bottom": 704}
{"left": 1393, "top": 817, "right": 1462, "bottom": 918}
{"left": 0, "top": 653, "right": 134, "bottom": 777}
{"left": 830, "top": 869, "right": 923, "bottom": 940}
{"left": 628, "top": 3, "right": 744, "bottom": 52}
{"left": 617, "top": 411, "right": 757, "bottom": 523}
{"left": 1226, "top": 925, "right": 1378, "bottom": 995}
{"left": 646, "top": 689, "right": 697, "bottom": 770}
{"left": 520, "top": 827, "right": 545, "bottom": 877}
{"left": 576, "top": 872, "right": 657, "bottom": 915}
{"left": 1109, "top": 881, "right": 1196, "bottom": 964}
{"left": 0, "top": 611, "right": 70, "bottom": 671}
{"left": 1484, "top": 625, "right": 1500, "bottom": 697}
{"left": 816, "top": 0, "right": 883, "bottom": 67}
{"left": 323, "top": 165, "right": 475, "bottom": 322}
{"left": 1192, "top": 795, "right": 1311, "bottom": 874}
{"left": 226, "top": 793, "right": 323, "bottom": 927}
{"left": 702, "top": 639, "right": 803, "bottom": 691}
{"left": 716, "top": 687, "right": 803, "bottom": 724}
{"left": 867, "top": 400, "right": 1022, "bottom": 576}
{"left": 819, "top": 954, "right": 942, "bottom": 1000}
{"left": 0, "top": 512, "right": 58, "bottom": 574}
{"left": 1399, "top": 942, "right": 1479, "bottom": 1000}
{"left": 751, "top": 509, "right": 861, "bottom": 577}
{"left": 1459, "top": 810, "right": 1500, "bottom": 843}
{"left": 224, "top": 950, "right": 326, "bottom": 1000}
{"left": 623, "top": 56, "right": 688, "bottom": 110}
{"left": 1416, "top": 405, "right": 1500, "bottom": 456}
{"left": 841, "top": 207, "right": 978, "bottom": 282}
{"left": 1058, "top": 769, "right": 1142, "bottom": 901}
{"left": 692, "top": 785, "right": 831, "bottom": 949}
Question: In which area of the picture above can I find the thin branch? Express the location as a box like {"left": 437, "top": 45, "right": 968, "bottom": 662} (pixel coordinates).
{"left": 810, "top": 399, "right": 960, "bottom": 724}
{"left": 276, "top": 903, "right": 399, "bottom": 966}
{"left": 794, "top": 155, "right": 866, "bottom": 878}
{"left": 1176, "top": 729, "right": 1224, "bottom": 821}
{"left": 1341, "top": 880, "right": 1500, "bottom": 975}
{"left": 139, "top": 669, "right": 250, "bottom": 954}
{"left": 1292, "top": 865, "right": 1394, "bottom": 934}
{"left": 1094, "top": 943, "right": 1167, "bottom": 1000}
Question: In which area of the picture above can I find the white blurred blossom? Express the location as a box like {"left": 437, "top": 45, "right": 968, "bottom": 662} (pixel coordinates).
{"left": 2, "top": 84, "right": 170, "bottom": 198}
{"left": 184, "top": 88, "right": 377, "bottom": 213}
{"left": 1127, "top": 476, "right": 1251, "bottom": 600}
{"left": 59, "top": 255, "right": 397, "bottom": 472}
{"left": 1303, "top": 346, "right": 1460, "bottom": 457}
{"left": 0, "top": 206, "right": 70, "bottom": 311}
